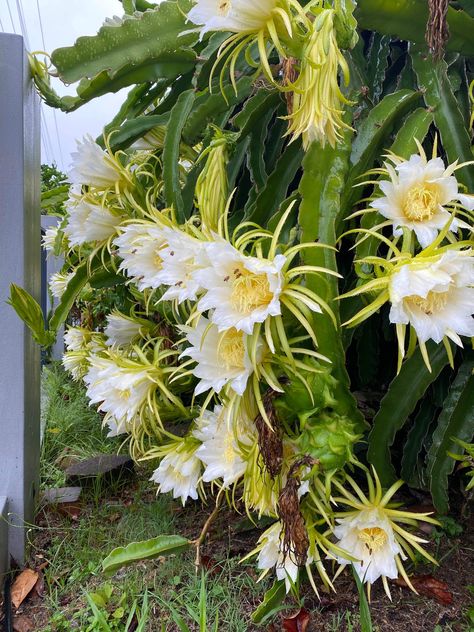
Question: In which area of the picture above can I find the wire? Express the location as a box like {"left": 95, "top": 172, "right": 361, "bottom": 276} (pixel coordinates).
{"left": 35, "top": 0, "right": 46, "bottom": 50}
{"left": 35, "top": 0, "right": 65, "bottom": 168}
{"left": 6, "top": 0, "right": 17, "bottom": 33}
{"left": 0, "top": 15, "right": 5, "bottom": 32}
{"left": 15, "top": 0, "right": 29, "bottom": 48}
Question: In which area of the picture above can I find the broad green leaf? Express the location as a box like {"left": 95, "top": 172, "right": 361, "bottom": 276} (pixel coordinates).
{"left": 411, "top": 47, "right": 474, "bottom": 191}
{"left": 41, "top": 185, "right": 69, "bottom": 214}
{"left": 51, "top": 2, "right": 196, "bottom": 84}
{"left": 352, "top": 567, "right": 373, "bottom": 632}
{"left": 343, "top": 89, "right": 421, "bottom": 218}
{"left": 427, "top": 360, "right": 474, "bottom": 513}
{"left": 182, "top": 77, "right": 254, "bottom": 146}
{"left": 356, "top": 0, "right": 474, "bottom": 56}
{"left": 367, "top": 343, "right": 449, "bottom": 487}
{"left": 163, "top": 90, "right": 196, "bottom": 222}
{"left": 108, "top": 113, "right": 170, "bottom": 152}
{"left": 401, "top": 398, "right": 437, "bottom": 487}
{"left": 251, "top": 580, "right": 286, "bottom": 624}
{"left": 102, "top": 534, "right": 191, "bottom": 575}
{"left": 299, "top": 133, "right": 365, "bottom": 431}
{"left": 246, "top": 140, "right": 303, "bottom": 225}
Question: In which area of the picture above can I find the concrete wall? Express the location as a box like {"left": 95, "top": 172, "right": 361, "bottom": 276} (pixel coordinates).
{"left": 0, "top": 34, "right": 41, "bottom": 569}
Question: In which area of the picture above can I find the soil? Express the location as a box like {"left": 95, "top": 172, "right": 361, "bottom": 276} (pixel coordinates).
{"left": 1, "top": 475, "right": 473, "bottom": 632}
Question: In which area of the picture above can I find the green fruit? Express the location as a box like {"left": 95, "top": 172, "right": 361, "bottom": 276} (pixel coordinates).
{"left": 297, "top": 411, "right": 361, "bottom": 470}
{"left": 274, "top": 359, "right": 338, "bottom": 419}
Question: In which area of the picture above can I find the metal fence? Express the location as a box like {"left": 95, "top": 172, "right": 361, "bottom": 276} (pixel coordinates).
{"left": 0, "top": 33, "right": 41, "bottom": 579}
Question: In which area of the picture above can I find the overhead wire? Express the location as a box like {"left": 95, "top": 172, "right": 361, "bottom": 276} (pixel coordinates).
{"left": 35, "top": 0, "right": 65, "bottom": 168}
{"left": 6, "top": 0, "right": 17, "bottom": 33}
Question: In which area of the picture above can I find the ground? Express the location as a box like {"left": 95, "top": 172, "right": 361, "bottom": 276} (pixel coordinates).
{"left": 1, "top": 365, "right": 473, "bottom": 632}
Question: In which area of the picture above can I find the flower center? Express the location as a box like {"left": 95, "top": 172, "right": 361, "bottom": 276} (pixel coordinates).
{"left": 403, "top": 183, "right": 440, "bottom": 222}
{"left": 358, "top": 527, "right": 388, "bottom": 553}
{"left": 218, "top": 328, "right": 246, "bottom": 369}
{"left": 405, "top": 290, "right": 449, "bottom": 315}
{"left": 230, "top": 267, "right": 273, "bottom": 314}
{"left": 118, "top": 388, "right": 131, "bottom": 400}
{"left": 224, "top": 433, "right": 236, "bottom": 464}
{"left": 217, "top": 0, "right": 232, "bottom": 16}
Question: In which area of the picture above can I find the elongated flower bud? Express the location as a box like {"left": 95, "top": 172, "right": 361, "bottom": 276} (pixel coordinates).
{"left": 195, "top": 130, "right": 232, "bottom": 233}
{"left": 285, "top": 9, "right": 352, "bottom": 149}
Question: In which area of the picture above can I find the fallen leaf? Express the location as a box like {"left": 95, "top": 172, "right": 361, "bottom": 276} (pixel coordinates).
{"left": 394, "top": 575, "right": 453, "bottom": 605}
{"left": 200, "top": 555, "right": 224, "bottom": 576}
{"left": 282, "top": 607, "right": 310, "bottom": 632}
{"left": 11, "top": 569, "right": 39, "bottom": 609}
{"left": 13, "top": 615, "right": 34, "bottom": 632}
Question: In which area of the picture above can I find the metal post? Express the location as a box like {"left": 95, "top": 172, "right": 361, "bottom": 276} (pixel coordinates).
{"left": 0, "top": 34, "right": 41, "bottom": 569}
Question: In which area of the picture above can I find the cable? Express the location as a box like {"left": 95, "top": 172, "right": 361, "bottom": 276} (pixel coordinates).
{"left": 0, "top": 15, "right": 5, "bottom": 32}
{"left": 35, "top": 0, "right": 64, "bottom": 168}
{"left": 5, "top": 0, "right": 17, "bottom": 33}
{"left": 35, "top": 0, "right": 46, "bottom": 50}
{"left": 15, "top": 0, "right": 29, "bottom": 48}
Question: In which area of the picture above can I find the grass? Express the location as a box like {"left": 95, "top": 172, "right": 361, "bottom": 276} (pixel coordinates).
{"left": 23, "top": 364, "right": 474, "bottom": 631}
{"left": 32, "top": 365, "right": 267, "bottom": 631}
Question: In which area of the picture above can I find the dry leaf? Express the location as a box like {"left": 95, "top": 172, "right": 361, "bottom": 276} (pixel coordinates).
{"left": 11, "top": 569, "right": 39, "bottom": 609}
{"left": 13, "top": 615, "right": 34, "bottom": 632}
{"left": 282, "top": 607, "right": 310, "bottom": 632}
{"left": 394, "top": 574, "right": 453, "bottom": 605}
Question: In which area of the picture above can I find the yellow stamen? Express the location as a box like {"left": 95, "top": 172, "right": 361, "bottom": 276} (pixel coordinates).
{"left": 406, "top": 290, "right": 449, "bottom": 315}
{"left": 358, "top": 527, "right": 388, "bottom": 552}
{"left": 403, "top": 183, "right": 440, "bottom": 221}
{"left": 218, "top": 0, "right": 232, "bottom": 17}
{"left": 230, "top": 268, "right": 273, "bottom": 314}
{"left": 218, "top": 328, "right": 246, "bottom": 369}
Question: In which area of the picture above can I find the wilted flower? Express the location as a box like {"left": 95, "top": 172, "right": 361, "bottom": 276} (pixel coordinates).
{"left": 196, "top": 240, "right": 286, "bottom": 334}
{"left": 389, "top": 249, "right": 474, "bottom": 347}
{"left": 332, "top": 470, "right": 438, "bottom": 598}
{"left": 180, "top": 317, "right": 259, "bottom": 396}
{"left": 151, "top": 439, "right": 202, "bottom": 506}
{"left": 286, "top": 9, "right": 351, "bottom": 149}
{"left": 371, "top": 150, "right": 472, "bottom": 248}
{"left": 69, "top": 135, "right": 122, "bottom": 189}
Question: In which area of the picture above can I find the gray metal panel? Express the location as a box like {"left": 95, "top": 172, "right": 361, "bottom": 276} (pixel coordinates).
{"left": 0, "top": 34, "right": 41, "bottom": 564}
{"left": 0, "top": 496, "right": 9, "bottom": 586}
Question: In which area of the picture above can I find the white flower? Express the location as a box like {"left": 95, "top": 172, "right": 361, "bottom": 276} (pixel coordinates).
{"left": 389, "top": 249, "right": 474, "bottom": 346}
{"left": 371, "top": 153, "right": 470, "bottom": 248}
{"left": 151, "top": 443, "right": 202, "bottom": 506}
{"left": 64, "top": 326, "right": 91, "bottom": 352}
{"left": 62, "top": 351, "right": 90, "bottom": 381}
{"left": 187, "top": 0, "right": 277, "bottom": 37}
{"left": 180, "top": 317, "right": 258, "bottom": 396}
{"left": 84, "top": 356, "right": 153, "bottom": 424}
{"left": 42, "top": 225, "right": 60, "bottom": 253}
{"left": 114, "top": 223, "right": 169, "bottom": 291}
{"left": 193, "top": 405, "right": 254, "bottom": 487}
{"left": 64, "top": 196, "right": 121, "bottom": 246}
{"left": 49, "top": 271, "right": 73, "bottom": 299}
{"left": 333, "top": 508, "right": 403, "bottom": 585}
{"left": 158, "top": 230, "right": 206, "bottom": 303}
{"left": 196, "top": 240, "right": 286, "bottom": 334}
{"left": 104, "top": 312, "right": 144, "bottom": 348}
{"left": 257, "top": 522, "right": 308, "bottom": 592}
{"left": 69, "top": 135, "right": 121, "bottom": 189}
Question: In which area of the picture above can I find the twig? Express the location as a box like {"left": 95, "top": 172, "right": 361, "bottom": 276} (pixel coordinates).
{"left": 193, "top": 488, "right": 224, "bottom": 572}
